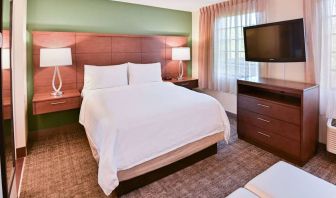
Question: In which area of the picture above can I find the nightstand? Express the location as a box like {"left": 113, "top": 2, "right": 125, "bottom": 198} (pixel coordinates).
{"left": 166, "top": 77, "right": 199, "bottom": 89}
{"left": 32, "top": 89, "right": 81, "bottom": 115}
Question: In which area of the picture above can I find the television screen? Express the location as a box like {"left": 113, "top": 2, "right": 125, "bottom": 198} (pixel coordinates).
{"left": 243, "top": 19, "right": 306, "bottom": 62}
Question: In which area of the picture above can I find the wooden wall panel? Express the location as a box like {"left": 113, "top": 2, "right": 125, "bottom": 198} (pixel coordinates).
{"left": 2, "top": 30, "right": 10, "bottom": 48}
{"left": 76, "top": 53, "right": 112, "bottom": 90}
{"left": 165, "top": 61, "right": 188, "bottom": 78}
{"left": 112, "top": 53, "right": 141, "bottom": 65}
{"left": 165, "top": 36, "right": 188, "bottom": 77}
{"left": 76, "top": 36, "right": 111, "bottom": 54}
{"left": 141, "top": 37, "right": 166, "bottom": 68}
{"left": 165, "top": 36, "right": 188, "bottom": 48}
{"left": 33, "top": 32, "right": 76, "bottom": 55}
{"left": 141, "top": 51, "right": 166, "bottom": 71}
{"left": 32, "top": 31, "right": 189, "bottom": 92}
{"left": 141, "top": 37, "right": 165, "bottom": 52}
{"left": 2, "top": 70, "right": 11, "bottom": 97}
{"left": 165, "top": 36, "right": 188, "bottom": 60}
{"left": 111, "top": 37, "right": 142, "bottom": 64}
{"left": 112, "top": 37, "right": 141, "bottom": 53}
{"left": 2, "top": 30, "right": 11, "bottom": 99}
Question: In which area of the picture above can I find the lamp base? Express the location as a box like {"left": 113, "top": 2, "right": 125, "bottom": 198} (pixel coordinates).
{"left": 51, "top": 66, "right": 64, "bottom": 97}
{"left": 177, "top": 60, "right": 184, "bottom": 81}
{"left": 50, "top": 91, "right": 63, "bottom": 97}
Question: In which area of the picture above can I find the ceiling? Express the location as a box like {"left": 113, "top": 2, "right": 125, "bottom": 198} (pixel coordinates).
{"left": 112, "top": 0, "right": 225, "bottom": 12}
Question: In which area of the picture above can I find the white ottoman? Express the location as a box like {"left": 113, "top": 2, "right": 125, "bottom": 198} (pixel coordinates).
{"left": 245, "top": 161, "right": 336, "bottom": 198}
{"left": 226, "top": 188, "right": 259, "bottom": 198}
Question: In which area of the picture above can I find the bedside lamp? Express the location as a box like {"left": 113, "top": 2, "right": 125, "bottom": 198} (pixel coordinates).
{"left": 40, "top": 48, "right": 72, "bottom": 96}
{"left": 172, "top": 47, "right": 190, "bottom": 81}
{"left": 1, "top": 48, "right": 10, "bottom": 69}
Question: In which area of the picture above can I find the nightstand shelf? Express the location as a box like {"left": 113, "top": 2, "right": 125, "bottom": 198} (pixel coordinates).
{"left": 32, "top": 89, "right": 81, "bottom": 115}
{"left": 166, "top": 77, "right": 198, "bottom": 89}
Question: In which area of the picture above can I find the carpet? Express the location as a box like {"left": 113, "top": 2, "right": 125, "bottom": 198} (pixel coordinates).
{"left": 20, "top": 115, "right": 336, "bottom": 197}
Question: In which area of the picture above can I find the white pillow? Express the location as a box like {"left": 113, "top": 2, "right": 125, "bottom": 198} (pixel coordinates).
{"left": 128, "top": 62, "right": 163, "bottom": 85}
{"left": 83, "top": 63, "right": 128, "bottom": 91}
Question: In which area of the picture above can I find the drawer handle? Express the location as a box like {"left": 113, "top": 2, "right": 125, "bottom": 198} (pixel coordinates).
{"left": 257, "top": 131, "right": 271, "bottom": 138}
{"left": 257, "top": 104, "right": 270, "bottom": 108}
{"left": 257, "top": 117, "right": 270, "bottom": 123}
{"left": 50, "top": 101, "right": 66, "bottom": 105}
{"left": 180, "top": 83, "right": 190, "bottom": 86}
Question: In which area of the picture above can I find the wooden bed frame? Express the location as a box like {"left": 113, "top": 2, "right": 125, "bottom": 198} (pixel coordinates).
{"left": 115, "top": 144, "right": 217, "bottom": 196}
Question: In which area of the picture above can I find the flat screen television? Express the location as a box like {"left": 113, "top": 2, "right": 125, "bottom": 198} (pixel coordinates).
{"left": 243, "top": 19, "right": 306, "bottom": 62}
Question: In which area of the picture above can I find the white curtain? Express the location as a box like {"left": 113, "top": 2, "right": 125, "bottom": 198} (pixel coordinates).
{"left": 326, "top": 0, "right": 336, "bottom": 119}
{"left": 305, "top": 0, "right": 336, "bottom": 119}
{"left": 212, "top": 0, "right": 266, "bottom": 93}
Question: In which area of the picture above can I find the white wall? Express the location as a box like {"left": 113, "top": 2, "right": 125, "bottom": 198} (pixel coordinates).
{"left": 265, "top": 0, "right": 305, "bottom": 82}
{"left": 12, "top": 0, "right": 28, "bottom": 151}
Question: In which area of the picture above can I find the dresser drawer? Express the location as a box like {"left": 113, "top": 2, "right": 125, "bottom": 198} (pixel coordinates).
{"left": 173, "top": 80, "right": 198, "bottom": 89}
{"left": 238, "top": 108, "right": 300, "bottom": 141}
{"left": 238, "top": 94, "right": 300, "bottom": 125}
{"left": 33, "top": 97, "right": 81, "bottom": 115}
{"left": 239, "top": 121, "right": 300, "bottom": 158}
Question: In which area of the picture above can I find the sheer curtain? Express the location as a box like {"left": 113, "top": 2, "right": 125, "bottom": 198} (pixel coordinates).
{"left": 199, "top": 0, "right": 266, "bottom": 93}
{"left": 324, "top": 0, "right": 336, "bottom": 119}
{"left": 304, "top": 0, "right": 336, "bottom": 119}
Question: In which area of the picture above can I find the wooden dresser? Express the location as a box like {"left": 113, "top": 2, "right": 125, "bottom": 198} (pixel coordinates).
{"left": 237, "top": 78, "right": 319, "bottom": 165}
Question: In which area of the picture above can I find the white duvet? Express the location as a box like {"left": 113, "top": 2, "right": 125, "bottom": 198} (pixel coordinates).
{"left": 79, "top": 82, "right": 230, "bottom": 195}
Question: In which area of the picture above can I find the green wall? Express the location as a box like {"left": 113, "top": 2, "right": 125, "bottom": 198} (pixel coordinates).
{"left": 27, "top": 0, "right": 192, "bottom": 131}
{"left": 2, "top": 0, "right": 10, "bottom": 28}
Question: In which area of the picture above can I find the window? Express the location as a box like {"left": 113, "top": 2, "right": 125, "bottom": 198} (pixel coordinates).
{"left": 214, "top": 13, "right": 259, "bottom": 81}
{"left": 199, "top": 0, "right": 267, "bottom": 93}
{"left": 332, "top": 1, "right": 336, "bottom": 88}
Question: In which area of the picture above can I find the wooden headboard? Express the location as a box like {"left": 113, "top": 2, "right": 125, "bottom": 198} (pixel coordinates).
{"left": 2, "top": 30, "right": 10, "bottom": 98}
{"left": 32, "top": 31, "right": 189, "bottom": 94}
{"left": 2, "top": 30, "right": 11, "bottom": 119}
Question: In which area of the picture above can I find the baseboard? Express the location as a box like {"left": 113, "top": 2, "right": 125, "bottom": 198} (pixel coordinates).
{"left": 15, "top": 158, "right": 24, "bottom": 197}
{"left": 16, "top": 147, "right": 27, "bottom": 158}
{"left": 29, "top": 123, "right": 83, "bottom": 142}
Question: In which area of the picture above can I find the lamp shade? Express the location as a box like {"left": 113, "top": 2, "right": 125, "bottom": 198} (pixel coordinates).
{"left": 40, "top": 48, "right": 72, "bottom": 67}
{"left": 1, "top": 49, "right": 10, "bottom": 69}
{"left": 172, "top": 47, "right": 190, "bottom": 61}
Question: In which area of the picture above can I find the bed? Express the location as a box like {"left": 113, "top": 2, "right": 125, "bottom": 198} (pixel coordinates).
{"left": 79, "top": 81, "right": 230, "bottom": 196}
{"left": 31, "top": 31, "right": 230, "bottom": 196}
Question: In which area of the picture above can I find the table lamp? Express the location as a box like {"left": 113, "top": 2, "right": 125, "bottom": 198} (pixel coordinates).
{"left": 40, "top": 48, "right": 72, "bottom": 96}
{"left": 1, "top": 48, "right": 10, "bottom": 69}
{"left": 172, "top": 47, "right": 190, "bottom": 81}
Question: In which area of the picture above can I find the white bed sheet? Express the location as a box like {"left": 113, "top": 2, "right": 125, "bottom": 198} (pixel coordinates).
{"left": 79, "top": 82, "right": 230, "bottom": 195}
